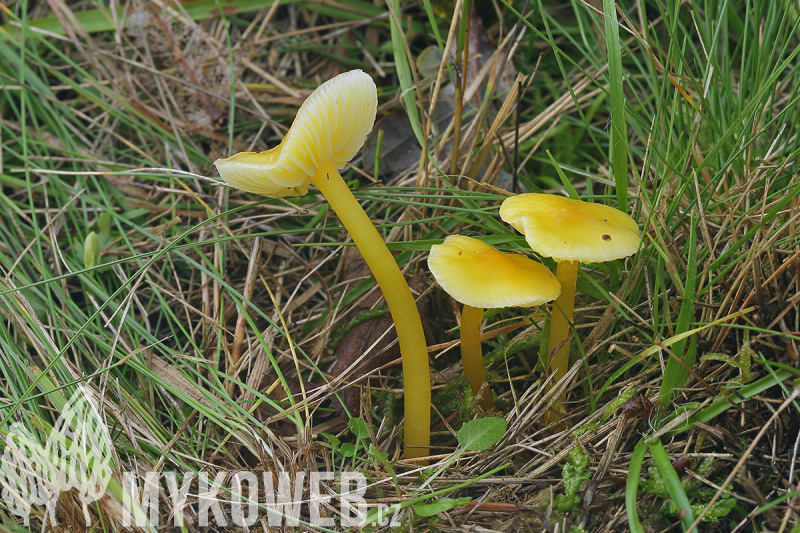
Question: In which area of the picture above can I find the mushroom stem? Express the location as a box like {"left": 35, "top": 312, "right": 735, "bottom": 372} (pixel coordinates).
{"left": 545, "top": 259, "right": 579, "bottom": 410}
{"left": 460, "top": 305, "right": 494, "bottom": 410}
{"left": 311, "top": 162, "right": 430, "bottom": 460}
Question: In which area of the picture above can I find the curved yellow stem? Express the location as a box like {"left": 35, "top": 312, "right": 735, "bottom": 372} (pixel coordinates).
{"left": 311, "top": 163, "right": 430, "bottom": 460}
{"left": 545, "top": 260, "right": 578, "bottom": 420}
{"left": 460, "top": 305, "right": 494, "bottom": 410}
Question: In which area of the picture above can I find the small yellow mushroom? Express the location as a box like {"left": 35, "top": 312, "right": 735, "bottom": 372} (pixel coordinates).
{"left": 500, "top": 193, "right": 640, "bottom": 420}
{"left": 215, "top": 70, "right": 431, "bottom": 460}
{"left": 428, "top": 235, "right": 560, "bottom": 410}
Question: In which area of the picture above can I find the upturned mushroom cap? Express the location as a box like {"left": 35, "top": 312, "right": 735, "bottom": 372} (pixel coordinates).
{"left": 428, "top": 235, "right": 561, "bottom": 309}
{"left": 214, "top": 70, "right": 378, "bottom": 197}
{"left": 499, "top": 193, "right": 640, "bottom": 263}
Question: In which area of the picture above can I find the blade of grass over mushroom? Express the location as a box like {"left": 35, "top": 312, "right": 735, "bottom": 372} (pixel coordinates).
{"left": 658, "top": 214, "right": 698, "bottom": 408}
{"left": 602, "top": 0, "right": 629, "bottom": 212}
{"left": 545, "top": 150, "right": 579, "bottom": 200}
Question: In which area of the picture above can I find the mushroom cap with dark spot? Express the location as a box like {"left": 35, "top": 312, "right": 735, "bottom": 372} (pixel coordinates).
{"left": 499, "top": 193, "right": 640, "bottom": 263}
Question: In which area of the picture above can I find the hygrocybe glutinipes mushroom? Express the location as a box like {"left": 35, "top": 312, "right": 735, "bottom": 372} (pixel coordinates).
{"left": 428, "top": 235, "right": 561, "bottom": 410}
{"left": 215, "top": 70, "right": 431, "bottom": 460}
{"left": 500, "top": 193, "right": 640, "bottom": 420}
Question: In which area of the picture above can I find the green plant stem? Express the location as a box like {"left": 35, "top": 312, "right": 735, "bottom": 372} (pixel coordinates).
{"left": 311, "top": 162, "right": 430, "bottom": 460}
{"left": 626, "top": 438, "right": 647, "bottom": 533}
{"left": 602, "top": 0, "right": 629, "bottom": 212}
{"left": 649, "top": 439, "right": 695, "bottom": 530}
{"left": 460, "top": 305, "right": 493, "bottom": 410}
{"left": 545, "top": 260, "right": 578, "bottom": 405}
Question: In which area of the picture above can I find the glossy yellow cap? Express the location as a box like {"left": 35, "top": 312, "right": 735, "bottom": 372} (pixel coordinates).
{"left": 428, "top": 235, "right": 561, "bottom": 309}
{"left": 214, "top": 70, "right": 377, "bottom": 197}
{"left": 499, "top": 193, "right": 640, "bottom": 263}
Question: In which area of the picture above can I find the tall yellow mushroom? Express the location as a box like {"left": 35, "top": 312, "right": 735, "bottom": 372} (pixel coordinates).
{"left": 428, "top": 235, "right": 560, "bottom": 410}
{"left": 215, "top": 70, "right": 430, "bottom": 460}
{"left": 500, "top": 194, "right": 639, "bottom": 420}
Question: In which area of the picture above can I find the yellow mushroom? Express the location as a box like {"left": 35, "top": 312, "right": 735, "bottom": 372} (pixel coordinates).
{"left": 215, "top": 70, "right": 431, "bottom": 460}
{"left": 500, "top": 193, "right": 640, "bottom": 419}
{"left": 427, "top": 235, "right": 560, "bottom": 410}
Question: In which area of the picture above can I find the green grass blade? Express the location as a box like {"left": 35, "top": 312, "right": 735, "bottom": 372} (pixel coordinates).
{"left": 649, "top": 439, "right": 695, "bottom": 530}
{"left": 625, "top": 438, "right": 647, "bottom": 533}
{"left": 659, "top": 213, "right": 698, "bottom": 408}
{"left": 2, "top": 0, "right": 384, "bottom": 36}
{"left": 678, "top": 367, "right": 795, "bottom": 435}
{"left": 387, "top": 0, "right": 424, "bottom": 147}
{"left": 546, "top": 150, "right": 579, "bottom": 199}
{"left": 602, "top": 0, "right": 629, "bottom": 211}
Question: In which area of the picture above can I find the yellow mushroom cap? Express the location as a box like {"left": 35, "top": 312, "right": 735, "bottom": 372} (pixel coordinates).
{"left": 499, "top": 193, "right": 640, "bottom": 263}
{"left": 427, "top": 235, "right": 561, "bottom": 309}
{"left": 214, "top": 70, "right": 378, "bottom": 197}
